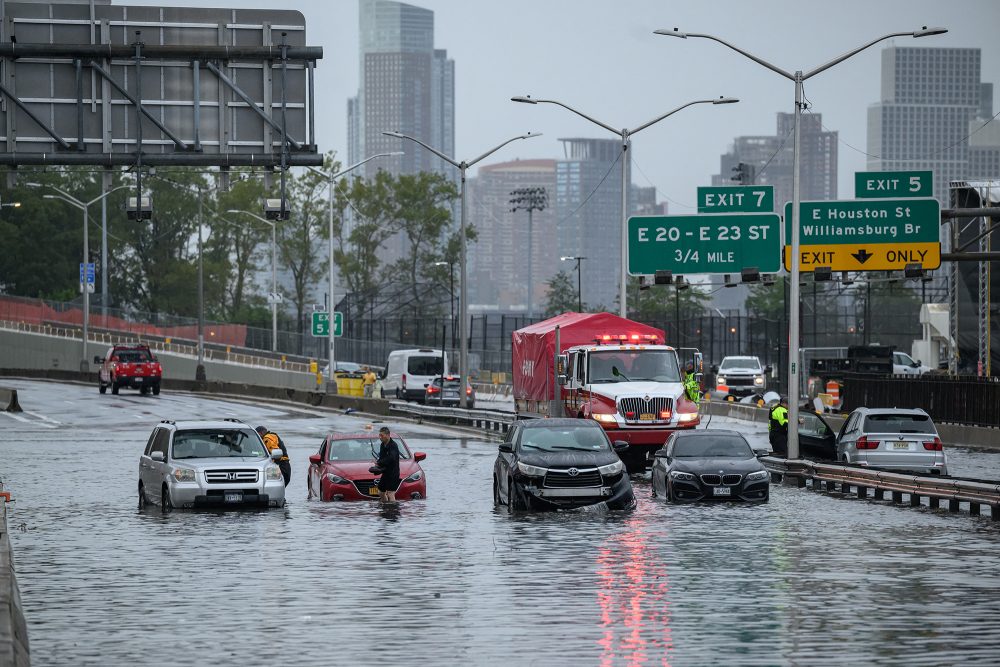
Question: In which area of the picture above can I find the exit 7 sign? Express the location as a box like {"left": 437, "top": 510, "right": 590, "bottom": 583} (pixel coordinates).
{"left": 697, "top": 185, "right": 774, "bottom": 213}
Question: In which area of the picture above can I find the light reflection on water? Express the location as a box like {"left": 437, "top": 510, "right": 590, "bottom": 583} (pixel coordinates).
{"left": 4, "top": 426, "right": 1000, "bottom": 666}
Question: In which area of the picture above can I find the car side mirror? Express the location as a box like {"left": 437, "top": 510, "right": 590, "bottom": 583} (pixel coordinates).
{"left": 753, "top": 449, "right": 768, "bottom": 458}
{"left": 308, "top": 454, "right": 321, "bottom": 465}
{"left": 93, "top": 355, "right": 104, "bottom": 365}
{"left": 151, "top": 451, "right": 165, "bottom": 462}
{"left": 612, "top": 440, "right": 629, "bottom": 453}
{"left": 423, "top": 383, "right": 429, "bottom": 388}
{"left": 914, "top": 360, "right": 921, "bottom": 367}
{"left": 414, "top": 452, "right": 426, "bottom": 462}
{"left": 653, "top": 448, "right": 670, "bottom": 458}
{"left": 498, "top": 443, "right": 513, "bottom": 453}
{"left": 271, "top": 449, "right": 284, "bottom": 460}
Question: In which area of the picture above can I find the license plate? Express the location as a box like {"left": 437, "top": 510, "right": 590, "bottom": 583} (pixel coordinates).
{"left": 639, "top": 413, "right": 655, "bottom": 421}
{"left": 893, "top": 442, "right": 909, "bottom": 450}
{"left": 368, "top": 486, "right": 380, "bottom": 496}
{"left": 444, "top": 392, "right": 458, "bottom": 398}
{"left": 224, "top": 491, "right": 242, "bottom": 503}
{"left": 712, "top": 486, "right": 731, "bottom": 496}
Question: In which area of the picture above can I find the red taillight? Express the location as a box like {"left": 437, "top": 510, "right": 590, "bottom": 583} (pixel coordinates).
{"left": 401, "top": 374, "right": 406, "bottom": 388}
{"left": 856, "top": 436, "right": 879, "bottom": 450}
{"left": 923, "top": 437, "right": 943, "bottom": 451}
{"left": 427, "top": 386, "right": 440, "bottom": 395}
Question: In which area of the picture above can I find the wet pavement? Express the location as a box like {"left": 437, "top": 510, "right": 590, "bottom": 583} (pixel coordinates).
{"left": 2, "top": 378, "right": 1000, "bottom": 666}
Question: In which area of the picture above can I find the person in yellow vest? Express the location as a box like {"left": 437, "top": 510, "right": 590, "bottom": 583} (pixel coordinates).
{"left": 767, "top": 397, "right": 789, "bottom": 457}
{"left": 363, "top": 366, "right": 377, "bottom": 398}
{"left": 683, "top": 362, "right": 701, "bottom": 404}
{"left": 256, "top": 425, "right": 291, "bottom": 486}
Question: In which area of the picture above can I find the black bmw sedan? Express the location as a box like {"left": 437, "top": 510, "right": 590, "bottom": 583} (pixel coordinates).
{"left": 493, "top": 419, "right": 635, "bottom": 512}
{"left": 650, "top": 430, "right": 770, "bottom": 503}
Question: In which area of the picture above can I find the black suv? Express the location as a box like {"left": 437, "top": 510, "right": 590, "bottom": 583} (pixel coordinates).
{"left": 493, "top": 418, "right": 635, "bottom": 512}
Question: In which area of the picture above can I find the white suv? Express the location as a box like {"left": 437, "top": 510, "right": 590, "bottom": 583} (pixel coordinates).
{"left": 138, "top": 419, "right": 286, "bottom": 510}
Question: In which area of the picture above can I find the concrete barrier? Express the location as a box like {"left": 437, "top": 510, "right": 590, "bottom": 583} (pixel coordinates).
{"left": 0, "top": 488, "right": 30, "bottom": 667}
{"left": 0, "top": 388, "right": 21, "bottom": 412}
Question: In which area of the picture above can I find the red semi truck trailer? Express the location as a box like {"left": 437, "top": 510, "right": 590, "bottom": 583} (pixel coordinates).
{"left": 512, "top": 312, "right": 700, "bottom": 471}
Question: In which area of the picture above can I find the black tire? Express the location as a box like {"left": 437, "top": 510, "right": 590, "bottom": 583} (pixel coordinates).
{"left": 140, "top": 385, "right": 148, "bottom": 395}
{"left": 493, "top": 476, "right": 502, "bottom": 506}
{"left": 138, "top": 482, "right": 147, "bottom": 509}
{"left": 507, "top": 478, "right": 528, "bottom": 513}
{"left": 111, "top": 380, "right": 120, "bottom": 395}
{"left": 99, "top": 382, "right": 107, "bottom": 395}
{"left": 152, "top": 384, "right": 160, "bottom": 396}
{"left": 667, "top": 483, "right": 679, "bottom": 503}
{"left": 161, "top": 484, "right": 173, "bottom": 512}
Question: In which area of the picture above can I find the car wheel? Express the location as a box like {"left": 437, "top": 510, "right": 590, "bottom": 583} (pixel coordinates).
{"left": 493, "top": 476, "right": 502, "bottom": 506}
{"left": 99, "top": 382, "right": 107, "bottom": 395}
{"left": 161, "top": 484, "right": 173, "bottom": 512}
{"left": 152, "top": 384, "right": 161, "bottom": 396}
{"left": 508, "top": 478, "right": 528, "bottom": 513}
{"left": 140, "top": 385, "right": 148, "bottom": 395}
{"left": 138, "top": 482, "right": 147, "bottom": 509}
{"left": 111, "top": 379, "right": 120, "bottom": 395}
{"left": 667, "top": 482, "right": 679, "bottom": 503}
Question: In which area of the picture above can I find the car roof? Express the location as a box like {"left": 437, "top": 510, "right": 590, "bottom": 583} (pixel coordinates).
{"left": 328, "top": 431, "right": 400, "bottom": 440}
{"left": 521, "top": 418, "right": 601, "bottom": 429}
{"left": 853, "top": 407, "right": 930, "bottom": 417}
{"left": 671, "top": 429, "right": 744, "bottom": 438}
{"left": 721, "top": 356, "right": 759, "bottom": 362}
{"left": 157, "top": 420, "right": 257, "bottom": 431}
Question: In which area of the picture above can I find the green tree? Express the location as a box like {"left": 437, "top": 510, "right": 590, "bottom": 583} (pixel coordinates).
{"left": 627, "top": 276, "right": 710, "bottom": 321}
{"left": 544, "top": 271, "right": 580, "bottom": 316}
{"left": 213, "top": 172, "right": 269, "bottom": 320}
{"left": 745, "top": 276, "right": 787, "bottom": 319}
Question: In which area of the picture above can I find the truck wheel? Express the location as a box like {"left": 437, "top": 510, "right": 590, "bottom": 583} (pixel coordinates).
{"left": 111, "top": 380, "right": 120, "bottom": 395}
{"left": 140, "top": 385, "right": 148, "bottom": 395}
{"left": 161, "top": 484, "right": 173, "bottom": 512}
{"left": 138, "top": 482, "right": 147, "bottom": 509}
{"left": 152, "top": 384, "right": 161, "bottom": 396}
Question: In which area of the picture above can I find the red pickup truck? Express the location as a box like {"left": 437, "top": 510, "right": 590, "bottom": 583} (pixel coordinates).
{"left": 95, "top": 344, "right": 163, "bottom": 395}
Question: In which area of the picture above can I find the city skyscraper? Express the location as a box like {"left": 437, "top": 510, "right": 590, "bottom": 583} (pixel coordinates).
{"left": 712, "top": 112, "right": 838, "bottom": 209}
{"left": 347, "top": 0, "right": 455, "bottom": 180}
{"left": 867, "top": 46, "right": 999, "bottom": 204}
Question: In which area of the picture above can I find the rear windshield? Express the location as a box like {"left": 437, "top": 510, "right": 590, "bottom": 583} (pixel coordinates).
{"left": 408, "top": 356, "right": 444, "bottom": 375}
{"left": 431, "top": 377, "right": 462, "bottom": 388}
{"left": 673, "top": 435, "right": 753, "bottom": 458}
{"left": 115, "top": 349, "right": 151, "bottom": 363}
{"left": 327, "top": 437, "right": 410, "bottom": 461}
{"left": 520, "top": 426, "right": 610, "bottom": 452}
{"left": 864, "top": 414, "right": 936, "bottom": 434}
{"left": 172, "top": 429, "right": 266, "bottom": 459}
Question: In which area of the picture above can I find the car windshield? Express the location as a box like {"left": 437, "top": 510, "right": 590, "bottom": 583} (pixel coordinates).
{"left": 327, "top": 437, "right": 410, "bottom": 461}
{"left": 431, "top": 377, "right": 463, "bottom": 389}
{"left": 115, "top": 350, "right": 151, "bottom": 363}
{"left": 864, "top": 414, "right": 936, "bottom": 434}
{"left": 408, "top": 356, "right": 444, "bottom": 375}
{"left": 589, "top": 350, "right": 680, "bottom": 383}
{"left": 720, "top": 357, "right": 760, "bottom": 371}
{"left": 673, "top": 435, "right": 753, "bottom": 458}
{"left": 520, "top": 426, "right": 610, "bottom": 452}
{"left": 172, "top": 429, "right": 266, "bottom": 459}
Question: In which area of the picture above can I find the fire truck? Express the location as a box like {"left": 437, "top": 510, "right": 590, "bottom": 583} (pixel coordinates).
{"left": 512, "top": 312, "right": 700, "bottom": 471}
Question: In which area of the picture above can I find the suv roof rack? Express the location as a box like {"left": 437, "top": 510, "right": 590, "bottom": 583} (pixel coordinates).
{"left": 223, "top": 418, "right": 245, "bottom": 423}
{"left": 159, "top": 419, "right": 175, "bottom": 424}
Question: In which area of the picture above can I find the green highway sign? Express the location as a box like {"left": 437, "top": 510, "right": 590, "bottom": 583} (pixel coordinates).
{"left": 311, "top": 311, "right": 343, "bottom": 337}
{"left": 697, "top": 185, "right": 774, "bottom": 213}
{"left": 628, "top": 213, "right": 781, "bottom": 275}
{"left": 855, "top": 170, "right": 932, "bottom": 198}
{"left": 782, "top": 198, "right": 941, "bottom": 272}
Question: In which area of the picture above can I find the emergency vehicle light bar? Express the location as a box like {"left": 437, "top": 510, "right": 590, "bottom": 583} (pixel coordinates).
{"left": 594, "top": 333, "right": 660, "bottom": 343}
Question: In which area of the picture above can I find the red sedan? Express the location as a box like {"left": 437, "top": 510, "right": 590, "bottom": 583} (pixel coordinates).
{"left": 307, "top": 432, "right": 427, "bottom": 501}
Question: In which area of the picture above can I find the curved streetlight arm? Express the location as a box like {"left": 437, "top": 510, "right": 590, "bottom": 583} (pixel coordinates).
{"left": 518, "top": 97, "right": 618, "bottom": 135}
{"left": 43, "top": 193, "right": 83, "bottom": 210}
{"left": 631, "top": 98, "right": 735, "bottom": 136}
{"left": 86, "top": 183, "right": 133, "bottom": 208}
{"left": 329, "top": 152, "right": 404, "bottom": 180}
{"left": 804, "top": 30, "right": 925, "bottom": 80}
{"left": 382, "top": 131, "right": 459, "bottom": 168}
{"left": 226, "top": 208, "right": 275, "bottom": 228}
{"left": 467, "top": 132, "right": 541, "bottom": 168}
{"left": 655, "top": 30, "right": 795, "bottom": 80}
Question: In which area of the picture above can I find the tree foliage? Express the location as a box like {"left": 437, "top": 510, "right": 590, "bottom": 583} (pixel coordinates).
{"left": 544, "top": 271, "right": 580, "bottom": 316}
{"left": 627, "top": 276, "right": 710, "bottom": 321}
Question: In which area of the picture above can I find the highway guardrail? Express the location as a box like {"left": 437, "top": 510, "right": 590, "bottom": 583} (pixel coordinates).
{"left": 0, "top": 483, "right": 30, "bottom": 666}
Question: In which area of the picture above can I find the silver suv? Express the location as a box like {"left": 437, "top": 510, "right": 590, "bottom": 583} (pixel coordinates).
{"left": 836, "top": 407, "right": 948, "bottom": 475}
{"left": 138, "top": 419, "right": 287, "bottom": 510}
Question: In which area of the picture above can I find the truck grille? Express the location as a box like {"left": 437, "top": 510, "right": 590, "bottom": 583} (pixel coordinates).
{"left": 723, "top": 376, "right": 755, "bottom": 387}
{"left": 618, "top": 397, "right": 673, "bottom": 419}
{"left": 544, "top": 468, "right": 602, "bottom": 488}
{"left": 205, "top": 469, "right": 259, "bottom": 484}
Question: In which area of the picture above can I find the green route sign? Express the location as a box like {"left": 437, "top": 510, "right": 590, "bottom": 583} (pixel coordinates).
{"left": 628, "top": 213, "right": 781, "bottom": 275}
{"left": 854, "top": 170, "right": 932, "bottom": 198}
{"left": 696, "top": 185, "right": 774, "bottom": 213}
{"left": 782, "top": 198, "right": 941, "bottom": 272}
{"left": 311, "top": 311, "right": 343, "bottom": 337}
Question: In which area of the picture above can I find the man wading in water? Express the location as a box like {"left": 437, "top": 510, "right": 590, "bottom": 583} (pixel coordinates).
{"left": 376, "top": 426, "right": 401, "bottom": 503}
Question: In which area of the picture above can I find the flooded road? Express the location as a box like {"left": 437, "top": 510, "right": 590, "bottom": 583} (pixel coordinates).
{"left": 2, "top": 379, "right": 1000, "bottom": 666}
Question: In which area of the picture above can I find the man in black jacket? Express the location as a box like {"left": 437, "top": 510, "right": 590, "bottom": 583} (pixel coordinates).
{"left": 376, "top": 426, "right": 401, "bottom": 503}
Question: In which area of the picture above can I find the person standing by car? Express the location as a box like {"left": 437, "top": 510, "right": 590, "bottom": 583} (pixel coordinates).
{"left": 256, "top": 425, "right": 291, "bottom": 486}
{"left": 683, "top": 362, "right": 701, "bottom": 404}
{"left": 767, "top": 397, "right": 789, "bottom": 457}
{"left": 363, "top": 367, "right": 377, "bottom": 398}
{"left": 375, "top": 426, "right": 401, "bottom": 503}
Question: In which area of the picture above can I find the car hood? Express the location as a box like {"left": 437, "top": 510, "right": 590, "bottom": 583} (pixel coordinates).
{"left": 172, "top": 456, "right": 270, "bottom": 469}
{"left": 718, "top": 367, "right": 761, "bottom": 375}
{"left": 672, "top": 457, "right": 763, "bottom": 474}
{"left": 324, "top": 459, "right": 420, "bottom": 478}
{"left": 517, "top": 450, "right": 620, "bottom": 469}
{"left": 588, "top": 381, "right": 683, "bottom": 400}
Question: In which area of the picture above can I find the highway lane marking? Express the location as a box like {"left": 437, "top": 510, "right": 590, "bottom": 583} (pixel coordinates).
{"left": 0, "top": 412, "right": 56, "bottom": 428}
{"left": 21, "top": 410, "right": 61, "bottom": 424}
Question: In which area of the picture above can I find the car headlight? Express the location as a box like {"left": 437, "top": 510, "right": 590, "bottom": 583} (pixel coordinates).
{"left": 676, "top": 412, "right": 699, "bottom": 423}
{"left": 754, "top": 375, "right": 765, "bottom": 386}
{"left": 669, "top": 470, "right": 696, "bottom": 481}
{"left": 717, "top": 375, "right": 726, "bottom": 385}
{"left": 404, "top": 471, "right": 423, "bottom": 483}
{"left": 516, "top": 461, "right": 547, "bottom": 477}
{"left": 326, "top": 473, "right": 349, "bottom": 484}
{"left": 598, "top": 460, "right": 624, "bottom": 476}
{"left": 172, "top": 467, "right": 196, "bottom": 483}
{"left": 265, "top": 464, "right": 283, "bottom": 481}
{"left": 746, "top": 470, "right": 770, "bottom": 482}
{"left": 592, "top": 413, "right": 617, "bottom": 423}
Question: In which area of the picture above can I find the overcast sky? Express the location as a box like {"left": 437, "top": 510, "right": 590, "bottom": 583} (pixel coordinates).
{"left": 130, "top": 0, "right": 999, "bottom": 210}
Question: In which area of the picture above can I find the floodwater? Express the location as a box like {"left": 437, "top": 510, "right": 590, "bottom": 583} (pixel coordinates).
{"left": 2, "top": 379, "right": 999, "bottom": 666}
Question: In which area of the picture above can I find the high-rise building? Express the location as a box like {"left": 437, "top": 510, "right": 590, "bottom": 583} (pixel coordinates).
{"left": 712, "top": 112, "right": 838, "bottom": 209}
{"left": 867, "top": 46, "right": 999, "bottom": 204}
{"left": 347, "top": 0, "right": 454, "bottom": 180}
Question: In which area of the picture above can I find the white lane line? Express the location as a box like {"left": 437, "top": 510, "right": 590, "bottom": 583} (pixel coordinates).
{"left": 21, "top": 410, "right": 62, "bottom": 425}
{"left": 0, "top": 412, "right": 56, "bottom": 428}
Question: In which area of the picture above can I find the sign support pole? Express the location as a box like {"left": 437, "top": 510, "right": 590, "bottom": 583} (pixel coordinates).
{"left": 787, "top": 72, "right": 803, "bottom": 460}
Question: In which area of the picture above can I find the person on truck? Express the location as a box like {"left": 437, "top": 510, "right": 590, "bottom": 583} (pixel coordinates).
{"left": 767, "top": 397, "right": 789, "bottom": 457}
{"left": 683, "top": 362, "right": 701, "bottom": 404}
{"left": 256, "top": 425, "right": 291, "bottom": 486}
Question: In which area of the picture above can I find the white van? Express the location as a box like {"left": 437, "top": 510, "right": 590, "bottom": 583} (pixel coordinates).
{"left": 382, "top": 349, "right": 449, "bottom": 401}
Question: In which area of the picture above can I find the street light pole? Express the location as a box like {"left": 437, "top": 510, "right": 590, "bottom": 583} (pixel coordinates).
{"left": 307, "top": 152, "right": 402, "bottom": 390}
{"left": 382, "top": 130, "right": 540, "bottom": 408}
{"left": 512, "top": 95, "right": 737, "bottom": 317}
{"left": 30, "top": 182, "right": 130, "bottom": 372}
{"left": 227, "top": 208, "right": 279, "bottom": 352}
{"left": 655, "top": 25, "right": 948, "bottom": 459}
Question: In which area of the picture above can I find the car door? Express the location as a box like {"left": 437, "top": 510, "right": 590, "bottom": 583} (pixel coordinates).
{"left": 139, "top": 428, "right": 159, "bottom": 493}
{"left": 837, "top": 412, "right": 859, "bottom": 461}
{"left": 798, "top": 412, "right": 837, "bottom": 459}
{"left": 651, "top": 434, "right": 675, "bottom": 494}
{"left": 147, "top": 428, "right": 171, "bottom": 501}
{"left": 496, "top": 424, "right": 519, "bottom": 502}
{"left": 308, "top": 437, "right": 327, "bottom": 498}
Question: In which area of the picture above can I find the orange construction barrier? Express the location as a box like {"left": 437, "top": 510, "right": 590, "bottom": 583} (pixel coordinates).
{"left": 825, "top": 380, "right": 841, "bottom": 409}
